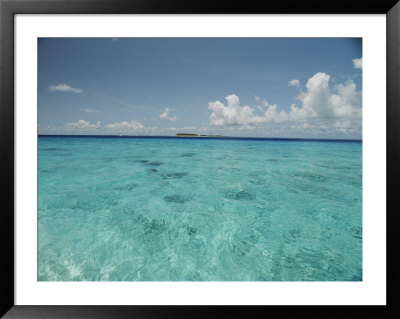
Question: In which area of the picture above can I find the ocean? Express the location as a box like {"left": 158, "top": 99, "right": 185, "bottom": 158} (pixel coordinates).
{"left": 38, "top": 136, "right": 362, "bottom": 281}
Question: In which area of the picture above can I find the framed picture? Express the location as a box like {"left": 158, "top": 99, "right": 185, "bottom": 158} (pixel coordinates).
{"left": 1, "top": 0, "right": 398, "bottom": 317}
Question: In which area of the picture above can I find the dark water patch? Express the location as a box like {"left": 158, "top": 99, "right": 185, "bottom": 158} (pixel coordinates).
{"left": 230, "top": 239, "right": 251, "bottom": 256}
{"left": 38, "top": 168, "right": 53, "bottom": 173}
{"left": 148, "top": 161, "right": 165, "bottom": 166}
{"left": 114, "top": 182, "right": 139, "bottom": 191}
{"left": 136, "top": 159, "right": 149, "bottom": 164}
{"left": 281, "top": 234, "right": 294, "bottom": 243}
{"left": 351, "top": 268, "right": 362, "bottom": 281}
{"left": 235, "top": 190, "right": 254, "bottom": 200}
{"left": 164, "top": 194, "right": 186, "bottom": 204}
{"left": 221, "top": 167, "right": 240, "bottom": 172}
{"left": 187, "top": 271, "right": 201, "bottom": 281}
{"left": 134, "top": 213, "right": 150, "bottom": 225}
{"left": 180, "top": 152, "right": 196, "bottom": 157}
{"left": 224, "top": 192, "right": 235, "bottom": 200}
{"left": 225, "top": 190, "right": 254, "bottom": 200}
{"left": 349, "top": 226, "right": 361, "bottom": 235}
{"left": 289, "top": 228, "right": 301, "bottom": 239}
{"left": 186, "top": 226, "right": 197, "bottom": 235}
{"left": 164, "top": 172, "right": 188, "bottom": 179}
{"left": 146, "top": 218, "right": 167, "bottom": 235}
{"left": 147, "top": 168, "right": 158, "bottom": 173}
{"left": 285, "top": 256, "right": 297, "bottom": 264}
{"left": 350, "top": 274, "right": 362, "bottom": 281}
{"left": 133, "top": 213, "right": 167, "bottom": 235}
{"left": 349, "top": 226, "right": 362, "bottom": 239}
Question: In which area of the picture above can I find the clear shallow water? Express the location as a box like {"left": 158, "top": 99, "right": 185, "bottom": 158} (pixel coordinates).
{"left": 38, "top": 136, "right": 362, "bottom": 281}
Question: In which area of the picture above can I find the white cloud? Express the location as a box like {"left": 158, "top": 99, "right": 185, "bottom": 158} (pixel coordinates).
{"left": 290, "top": 122, "right": 312, "bottom": 130}
{"left": 294, "top": 72, "right": 361, "bottom": 120}
{"left": 165, "top": 126, "right": 196, "bottom": 132}
{"left": 334, "top": 120, "right": 352, "bottom": 128}
{"left": 353, "top": 58, "right": 362, "bottom": 69}
{"left": 208, "top": 94, "right": 288, "bottom": 126}
{"left": 81, "top": 108, "right": 98, "bottom": 113}
{"left": 209, "top": 94, "right": 258, "bottom": 126}
{"left": 160, "top": 108, "right": 178, "bottom": 121}
{"left": 104, "top": 120, "right": 145, "bottom": 133}
{"left": 208, "top": 72, "right": 361, "bottom": 127}
{"left": 66, "top": 120, "right": 100, "bottom": 131}
{"left": 49, "top": 84, "right": 83, "bottom": 93}
{"left": 289, "top": 79, "right": 300, "bottom": 87}
{"left": 254, "top": 95, "right": 260, "bottom": 102}
{"left": 192, "top": 117, "right": 361, "bottom": 139}
{"left": 264, "top": 104, "right": 289, "bottom": 122}
{"left": 39, "top": 119, "right": 151, "bottom": 135}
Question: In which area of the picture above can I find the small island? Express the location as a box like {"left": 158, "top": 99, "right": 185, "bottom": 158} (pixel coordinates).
{"left": 176, "top": 133, "right": 199, "bottom": 137}
{"left": 176, "top": 133, "right": 225, "bottom": 138}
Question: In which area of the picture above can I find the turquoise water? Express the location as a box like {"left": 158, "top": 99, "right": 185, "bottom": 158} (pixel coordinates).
{"left": 38, "top": 136, "right": 362, "bottom": 281}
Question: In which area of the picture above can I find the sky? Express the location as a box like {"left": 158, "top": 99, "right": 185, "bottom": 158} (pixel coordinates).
{"left": 38, "top": 38, "right": 362, "bottom": 139}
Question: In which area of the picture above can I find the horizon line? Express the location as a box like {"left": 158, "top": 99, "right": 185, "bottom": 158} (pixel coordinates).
{"left": 37, "top": 134, "right": 362, "bottom": 142}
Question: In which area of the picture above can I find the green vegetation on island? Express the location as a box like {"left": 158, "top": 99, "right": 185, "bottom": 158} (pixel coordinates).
{"left": 176, "top": 133, "right": 199, "bottom": 137}
{"left": 176, "top": 133, "right": 225, "bottom": 138}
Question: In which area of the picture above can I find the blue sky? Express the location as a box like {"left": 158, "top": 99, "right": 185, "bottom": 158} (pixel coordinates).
{"left": 38, "top": 38, "right": 362, "bottom": 138}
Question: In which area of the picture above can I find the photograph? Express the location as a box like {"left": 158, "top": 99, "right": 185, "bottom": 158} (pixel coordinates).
{"left": 37, "top": 37, "right": 362, "bottom": 282}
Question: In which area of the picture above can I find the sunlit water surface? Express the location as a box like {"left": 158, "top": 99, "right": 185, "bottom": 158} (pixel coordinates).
{"left": 38, "top": 136, "right": 362, "bottom": 281}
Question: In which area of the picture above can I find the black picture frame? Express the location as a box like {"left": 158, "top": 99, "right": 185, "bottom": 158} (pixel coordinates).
{"left": 1, "top": 0, "right": 398, "bottom": 318}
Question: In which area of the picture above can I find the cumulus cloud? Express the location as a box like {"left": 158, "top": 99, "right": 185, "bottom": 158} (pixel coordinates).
{"left": 49, "top": 84, "right": 83, "bottom": 93}
{"left": 209, "top": 94, "right": 254, "bottom": 126}
{"left": 289, "top": 79, "right": 300, "bottom": 87}
{"left": 294, "top": 72, "right": 361, "bottom": 120}
{"left": 160, "top": 108, "right": 178, "bottom": 121}
{"left": 81, "top": 108, "right": 98, "bottom": 113}
{"left": 353, "top": 58, "right": 362, "bottom": 69}
{"left": 66, "top": 119, "right": 100, "bottom": 131}
{"left": 208, "top": 94, "right": 288, "bottom": 126}
{"left": 208, "top": 72, "right": 361, "bottom": 127}
{"left": 104, "top": 120, "right": 145, "bottom": 133}
{"left": 254, "top": 95, "right": 260, "bottom": 102}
